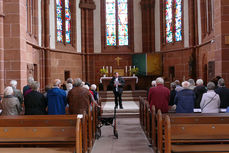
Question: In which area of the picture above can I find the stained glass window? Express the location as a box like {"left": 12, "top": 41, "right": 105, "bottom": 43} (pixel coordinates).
{"left": 165, "top": 0, "right": 182, "bottom": 43}
{"left": 175, "top": 0, "right": 182, "bottom": 41}
{"left": 106, "top": 0, "right": 128, "bottom": 46}
{"left": 65, "top": 0, "right": 71, "bottom": 43}
{"left": 56, "top": 0, "right": 71, "bottom": 44}
{"left": 165, "top": 0, "right": 173, "bottom": 43}
{"left": 56, "top": 0, "right": 63, "bottom": 43}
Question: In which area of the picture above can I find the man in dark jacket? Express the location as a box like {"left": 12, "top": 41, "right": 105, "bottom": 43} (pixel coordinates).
{"left": 68, "top": 78, "right": 92, "bottom": 114}
{"left": 215, "top": 78, "right": 229, "bottom": 108}
{"left": 194, "top": 79, "right": 207, "bottom": 108}
{"left": 110, "top": 72, "right": 125, "bottom": 109}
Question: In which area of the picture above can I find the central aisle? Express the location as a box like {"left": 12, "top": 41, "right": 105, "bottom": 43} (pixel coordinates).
{"left": 91, "top": 118, "right": 154, "bottom": 153}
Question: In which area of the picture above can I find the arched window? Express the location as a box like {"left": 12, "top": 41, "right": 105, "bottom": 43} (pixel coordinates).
{"left": 102, "top": 0, "right": 133, "bottom": 52}
{"left": 165, "top": 0, "right": 182, "bottom": 43}
{"left": 56, "top": 0, "right": 71, "bottom": 44}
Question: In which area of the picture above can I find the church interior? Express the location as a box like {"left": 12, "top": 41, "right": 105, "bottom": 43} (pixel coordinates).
{"left": 1, "top": 0, "right": 229, "bottom": 153}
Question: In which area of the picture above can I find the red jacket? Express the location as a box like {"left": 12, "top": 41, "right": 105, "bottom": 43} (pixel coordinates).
{"left": 148, "top": 84, "right": 170, "bottom": 113}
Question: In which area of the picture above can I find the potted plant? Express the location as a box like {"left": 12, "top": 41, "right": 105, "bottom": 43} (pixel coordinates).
{"left": 130, "top": 67, "right": 139, "bottom": 76}
{"left": 100, "top": 68, "right": 108, "bottom": 77}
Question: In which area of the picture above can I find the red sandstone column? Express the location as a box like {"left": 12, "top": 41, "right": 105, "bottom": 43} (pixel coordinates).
{"left": 0, "top": 0, "right": 4, "bottom": 94}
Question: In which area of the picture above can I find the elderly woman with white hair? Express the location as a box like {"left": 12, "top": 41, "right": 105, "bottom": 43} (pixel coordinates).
{"left": 200, "top": 82, "right": 220, "bottom": 113}
{"left": 1, "top": 86, "right": 22, "bottom": 115}
{"left": 91, "top": 84, "right": 99, "bottom": 101}
{"left": 10, "top": 80, "right": 23, "bottom": 104}
{"left": 175, "top": 81, "right": 195, "bottom": 113}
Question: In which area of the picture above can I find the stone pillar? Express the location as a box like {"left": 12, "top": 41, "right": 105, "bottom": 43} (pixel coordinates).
{"left": 0, "top": 0, "right": 4, "bottom": 94}
{"left": 80, "top": 0, "right": 96, "bottom": 82}
{"left": 140, "top": 0, "right": 155, "bottom": 53}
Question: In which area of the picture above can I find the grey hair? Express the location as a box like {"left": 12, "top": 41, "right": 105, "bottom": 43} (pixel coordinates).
{"left": 30, "top": 81, "right": 40, "bottom": 91}
{"left": 170, "top": 82, "right": 176, "bottom": 89}
{"left": 66, "top": 78, "right": 73, "bottom": 84}
{"left": 196, "top": 79, "right": 204, "bottom": 85}
{"left": 91, "top": 84, "right": 97, "bottom": 91}
{"left": 4, "top": 86, "right": 14, "bottom": 96}
{"left": 151, "top": 80, "right": 156, "bottom": 87}
{"left": 10, "top": 80, "right": 17, "bottom": 88}
{"left": 182, "top": 81, "right": 190, "bottom": 89}
{"left": 218, "top": 78, "right": 225, "bottom": 87}
{"left": 73, "top": 78, "right": 82, "bottom": 87}
{"left": 188, "top": 79, "right": 195, "bottom": 86}
{"left": 53, "top": 79, "right": 61, "bottom": 86}
{"left": 207, "top": 82, "right": 215, "bottom": 90}
{"left": 28, "top": 77, "right": 34, "bottom": 86}
{"left": 156, "top": 77, "right": 164, "bottom": 85}
{"left": 174, "top": 80, "right": 180, "bottom": 85}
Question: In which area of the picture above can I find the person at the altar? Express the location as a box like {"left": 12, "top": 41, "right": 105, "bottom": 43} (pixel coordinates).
{"left": 110, "top": 72, "right": 125, "bottom": 109}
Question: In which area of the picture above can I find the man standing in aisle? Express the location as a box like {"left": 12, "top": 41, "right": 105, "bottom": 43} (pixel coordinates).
{"left": 110, "top": 72, "right": 125, "bottom": 109}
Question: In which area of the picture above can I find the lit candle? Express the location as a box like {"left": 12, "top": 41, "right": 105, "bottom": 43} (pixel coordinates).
{"left": 134, "top": 65, "right": 135, "bottom": 69}
{"left": 106, "top": 66, "right": 109, "bottom": 73}
{"left": 103, "top": 66, "right": 104, "bottom": 69}
{"left": 125, "top": 66, "right": 127, "bottom": 74}
{"left": 110, "top": 66, "right": 112, "bottom": 73}
{"left": 129, "top": 66, "right": 131, "bottom": 71}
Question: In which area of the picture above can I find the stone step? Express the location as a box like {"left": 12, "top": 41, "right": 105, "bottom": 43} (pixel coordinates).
{"left": 101, "top": 101, "right": 139, "bottom": 118}
{"left": 100, "top": 97, "right": 146, "bottom": 102}
{"left": 99, "top": 90, "right": 147, "bottom": 98}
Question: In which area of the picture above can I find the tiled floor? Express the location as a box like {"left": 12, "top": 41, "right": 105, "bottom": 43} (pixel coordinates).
{"left": 91, "top": 118, "right": 154, "bottom": 153}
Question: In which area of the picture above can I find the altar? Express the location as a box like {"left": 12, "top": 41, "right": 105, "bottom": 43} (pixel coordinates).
{"left": 100, "top": 76, "right": 138, "bottom": 91}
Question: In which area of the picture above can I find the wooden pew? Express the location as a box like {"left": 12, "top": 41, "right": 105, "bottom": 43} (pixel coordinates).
{"left": 0, "top": 115, "right": 83, "bottom": 153}
{"left": 158, "top": 113, "right": 229, "bottom": 153}
{"left": 139, "top": 97, "right": 157, "bottom": 151}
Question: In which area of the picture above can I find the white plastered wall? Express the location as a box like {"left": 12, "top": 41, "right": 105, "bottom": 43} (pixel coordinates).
{"left": 134, "top": 0, "right": 142, "bottom": 53}
{"left": 38, "top": 0, "right": 42, "bottom": 46}
{"left": 49, "top": 0, "right": 56, "bottom": 49}
{"left": 197, "top": 0, "right": 202, "bottom": 45}
{"left": 76, "top": 0, "right": 81, "bottom": 53}
{"left": 184, "top": 0, "right": 189, "bottom": 48}
{"left": 155, "top": 0, "right": 160, "bottom": 52}
{"left": 94, "top": 0, "right": 101, "bottom": 53}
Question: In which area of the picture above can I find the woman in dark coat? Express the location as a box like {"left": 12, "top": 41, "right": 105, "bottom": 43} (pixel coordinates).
{"left": 175, "top": 81, "right": 196, "bottom": 113}
{"left": 24, "top": 81, "right": 47, "bottom": 115}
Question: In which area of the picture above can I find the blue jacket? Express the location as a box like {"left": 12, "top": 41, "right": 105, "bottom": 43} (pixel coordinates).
{"left": 47, "top": 87, "right": 67, "bottom": 115}
{"left": 175, "top": 89, "right": 195, "bottom": 113}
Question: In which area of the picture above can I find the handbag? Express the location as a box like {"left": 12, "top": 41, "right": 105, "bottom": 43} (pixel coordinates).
{"left": 202, "top": 93, "right": 216, "bottom": 110}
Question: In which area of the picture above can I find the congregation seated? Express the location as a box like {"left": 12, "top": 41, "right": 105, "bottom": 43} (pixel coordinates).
{"left": 175, "top": 81, "right": 195, "bottom": 113}
{"left": 200, "top": 82, "right": 220, "bottom": 113}
{"left": 1, "top": 86, "right": 22, "bottom": 115}
{"left": 24, "top": 81, "right": 47, "bottom": 115}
